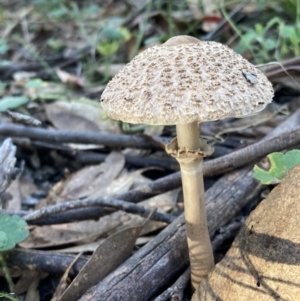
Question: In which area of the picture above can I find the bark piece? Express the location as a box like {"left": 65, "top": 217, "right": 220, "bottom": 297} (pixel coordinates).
{"left": 193, "top": 165, "right": 300, "bottom": 301}
{"left": 0, "top": 138, "right": 18, "bottom": 208}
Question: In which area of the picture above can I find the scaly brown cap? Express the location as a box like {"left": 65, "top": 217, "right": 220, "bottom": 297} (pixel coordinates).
{"left": 101, "top": 35, "right": 274, "bottom": 125}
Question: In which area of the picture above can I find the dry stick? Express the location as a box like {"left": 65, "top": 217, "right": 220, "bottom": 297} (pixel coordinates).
{"left": 211, "top": 220, "right": 243, "bottom": 251}
{"left": 0, "top": 124, "right": 163, "bottom": 150}
{"left": 78, "top": 111, "right": 300, "bottom": 301}
{"left": 75, "top": 151, "right": 180, "bottom": 171}
{"left": 3, "top": 115, "right": 298, "bottom": 299}
{"left": 23, "top": 197, "right": 176, "bottom": 224}
{"left": 4, "top": 248, "right": 88, "bottom": 277}
{"left": 19, "top": 140, "right": 227, "bottom": 171}
{"left": 12, "top": 136, "right": 180, "bottom": 170}
{"left": 203, "top": 124, "right": 300, "bottom": 177}
{"left": 202, "top": 0, "right": 250, "bottom": 41}
{"left": 154, "top": 267, "right": 191, "bottom": 301}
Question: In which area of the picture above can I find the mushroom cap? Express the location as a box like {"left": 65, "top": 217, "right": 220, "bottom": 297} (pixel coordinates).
{"left": 101, "top": 35, "right": 274, "bottom": 125}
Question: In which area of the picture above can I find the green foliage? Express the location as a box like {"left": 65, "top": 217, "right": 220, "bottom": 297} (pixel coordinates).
{"left": 0, "top": 214, "right": 29, "bottom": 251}
{"left": 280, "top": 23, "right": 300, "bottom": 56}
{"left": 0, "top": 39, "right": 8, "bottom": 55}
{"left": 47, "top": 38, "right": 64, "bottom": 52}
{"left": 97, "top": 27, "right": 131, "bottom": 57}
{"left": 97, "top": 40, "right": 120, "bottom": 57}
{"left": 235, "top": 17, "right": 281, "bottom": 63}
{"left": 231, "top": 0, "right": 300, "bottom": 62}
{"left": 0, "top": 81, "right": 6, "bottom": 96}
{"left": 0, "top": 232, "right": 7, "bottom": 250}
{"left": 0, "top": 214, "right": 28, "bottom": 296}
{"left": 0, "top": 292, "right": 20, "bottom": 301}
{"left": 0, "top": 96, "right": 29, "bottom": 112}
{"left": 32, "top": 0, "right": 69, "bottom": 20}
{"left": 32, "top": 0, "right": 102, "bottom": 22}
{"left": 253, "top": 150, "right": 300, "bottom": 185}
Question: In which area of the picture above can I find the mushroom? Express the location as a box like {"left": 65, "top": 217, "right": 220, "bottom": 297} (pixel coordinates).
{"left": 100, "top": 35, "right": 274, "bottom": 290}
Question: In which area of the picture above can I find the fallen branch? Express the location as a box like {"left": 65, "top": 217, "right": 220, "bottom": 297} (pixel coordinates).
{"left": 75, "top": 151, "right": 180, "bottom": 171}
{"left": 23, "top": 197, "right": 176, "bottom": 224}
{"left": 0, "top": 124, "right": 163, "bottom": 150}
{"left": 154, "top": 267, "right": 191, "bottom": 301}
{"left": 4, "top": 248, "right": 88, "bottom": 276}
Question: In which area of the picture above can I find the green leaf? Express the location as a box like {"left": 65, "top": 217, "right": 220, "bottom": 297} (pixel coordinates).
{"left": 25, "top": 78, "right": 47, "bottom": 89}
{"left": 97, "top": 40, "right": 119, "bottom": 57}
{"left": 102, "top": 27, "right": 125, "bottom": 41}
{"left": 235, "top": 30, "right": 257, "bottom": 53}
{"left": 255, "top": 23, "right": 264, "bottom": 36}
{"left": 0, "top": 96, "right": 29, "bottom": 112}
{"left": 253, "top": 150, "right": 300, "bottom": 185}
{"left": 0, "top": 214, "right": 29, "bottom": 251}
{"left": 264, "top": 39, "right": 277, "bottom": 51}
{"left": 281, "top": 25, "right": 296, "bottom": 39}
{"left": 0, "top": 81, "right": 6, "bottom": 96}
{"left": 0, "top": 39, "right": 8, "bottom": 55}
{"left": 0, "top": 231, "right": 8, "bottom": 250}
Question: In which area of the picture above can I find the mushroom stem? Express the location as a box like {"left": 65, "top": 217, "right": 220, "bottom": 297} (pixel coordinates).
{"left": 176, "top": 122, "right": 214, "bottom": 291}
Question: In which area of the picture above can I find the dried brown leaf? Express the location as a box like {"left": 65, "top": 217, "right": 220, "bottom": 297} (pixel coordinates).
{"left": 55, "top": 68, "right": 84, "bottom": 88}
{"left": 19, "top": 226, "right": 88, "bottom": 249}
{"left": 59, "top": 151, "right": 125, "bottom": 200}
{"left": 59, "top": 223, "right": 145, "bottom": 301}
{"left": 45, "top": 100, "right": 120, "bottom": 135}
{"left": 51, "top": 253, "right": 82, "bottom": 301}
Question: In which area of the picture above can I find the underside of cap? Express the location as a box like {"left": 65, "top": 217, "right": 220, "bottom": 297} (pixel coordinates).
{"left": 101, "top": 36, "right": 274, "bottom": 125}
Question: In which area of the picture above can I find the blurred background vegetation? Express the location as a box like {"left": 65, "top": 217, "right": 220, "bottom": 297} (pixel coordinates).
{"left": 0, "top": 0, "right": 299, "bottom": 125}
{"left": 1, "top": 0, "right": 299, "bottom": 79}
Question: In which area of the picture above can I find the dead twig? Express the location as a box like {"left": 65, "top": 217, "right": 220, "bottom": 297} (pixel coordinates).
{"left": 4, "top": 248, "right": 88, "bottom": 276}
{"left": 75, "top": 151, "right": 180, "bottom": 171}
{"left": 154, "top": 267, "right": 191, "bottom": 301}
{"left": 0, "top": 123, "right": 163, "bottom": 150}
{"left": 212, "top": 220, "right": 243, "bottom": 251}
{"left": 23, "top": 197, "right": 176, "bottom": 224}
{"left": 204, "top": 124, "right": 300, "bottom": 177}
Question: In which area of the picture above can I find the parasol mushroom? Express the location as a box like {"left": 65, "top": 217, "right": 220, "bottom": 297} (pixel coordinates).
{"left": 100, "top": 35, "right": 274, "bottom": 290}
